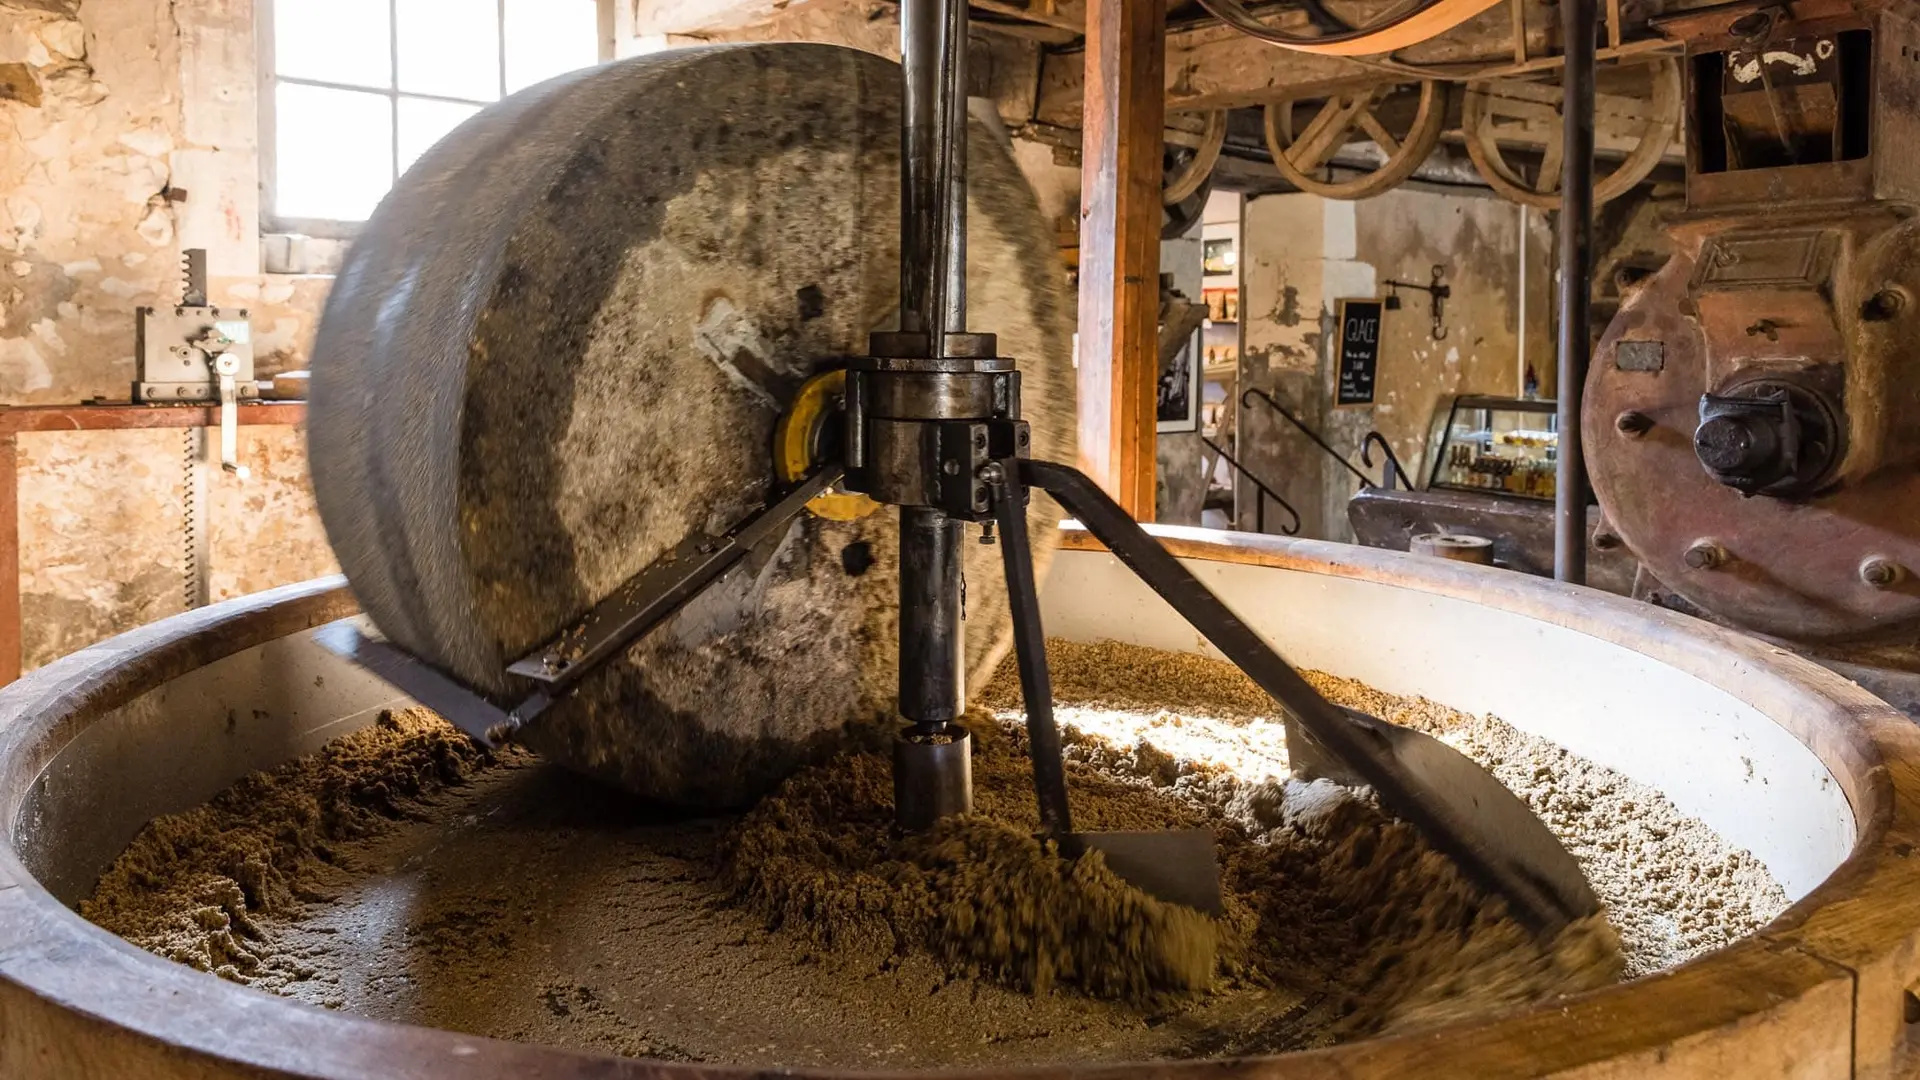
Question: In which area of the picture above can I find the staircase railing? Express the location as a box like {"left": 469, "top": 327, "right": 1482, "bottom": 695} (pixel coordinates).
{"left": 1360, "top": 432, "right": 1414, "bottom": 490}
{"left": 1241, "top": 387, "right": 1412, "bottom": 491}
{"left": 1201, "top": 436, "right": 1301, "bottom": 535}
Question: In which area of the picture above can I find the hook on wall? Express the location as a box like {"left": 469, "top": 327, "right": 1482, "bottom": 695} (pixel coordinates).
{"left": 1383, "top": 264, "right": 1451, "bottom": 340}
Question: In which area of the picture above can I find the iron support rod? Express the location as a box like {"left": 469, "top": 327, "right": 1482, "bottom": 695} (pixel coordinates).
{"left": 898, "top": 505, "right": 965, "bottom": 730}
{"left": 988, "top": 468, "right": 1073, "bottom": 837}
{"left": 1554, "top": 0, "right": 1595, "bottom": 585}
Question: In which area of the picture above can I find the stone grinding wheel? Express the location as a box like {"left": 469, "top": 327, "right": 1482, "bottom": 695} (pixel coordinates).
{"left": 308, "top": 44, "right": 1076, "bottom": 808}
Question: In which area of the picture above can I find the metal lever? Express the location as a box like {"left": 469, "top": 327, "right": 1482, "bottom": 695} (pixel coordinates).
{"left": 197, "top": 327, "right": 249, "bottom": 479}
{"left": 212, "top": 353, "right": 248, "bottom": 479}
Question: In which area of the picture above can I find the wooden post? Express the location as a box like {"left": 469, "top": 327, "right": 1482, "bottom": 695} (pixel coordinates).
{"left": 0, "top": 434, "right": 17, "bottom": 686}
{"left": 1075, "top": 0, "right": 1165, "bottom": 520}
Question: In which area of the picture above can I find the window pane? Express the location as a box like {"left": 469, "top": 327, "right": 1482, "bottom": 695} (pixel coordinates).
{"left": 398, "top": 96, "right": 483, "bottom": 174}
{"left": 274, "top": 0, "right": 391, "bottom": 89}
{"left": 397, "top": 0, "right": 500, "bottom": 101}
{"left": 275, "top": 83, "right": 394, "bottom": 222}
{"left": 503, "top": 0, "right": 598, "bottom": 94}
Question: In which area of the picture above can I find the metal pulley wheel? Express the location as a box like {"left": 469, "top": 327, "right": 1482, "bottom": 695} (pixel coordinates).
{"left": 1263, "top": 81, "right": 1448, "bottom": 199}
{"left": 307, "top": 43, "right": 1075, "bottom": 808}
{"left": 1461, "top": 58, "right": 1682, "bottom": 209}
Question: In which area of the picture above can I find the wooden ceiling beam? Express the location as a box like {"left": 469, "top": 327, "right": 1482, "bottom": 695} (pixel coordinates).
{"left": 970, "top": 0, "right": 1086, "bottom": 32}
{"left": 1034, "top": 0, "right": 1583, "bottom": 124}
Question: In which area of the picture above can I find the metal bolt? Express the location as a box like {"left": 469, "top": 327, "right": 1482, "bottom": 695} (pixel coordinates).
{"left": 1861, "top": 557, "right": 1907, "bottom": 589}
{"left": 1863, "top": 289, "right": 1907, "bottom": 322}
{"left": 979, "top": 521, "right": 997, "bottom": 546}
{"left": 941, "top": 459, "right": 960, "bottom": 475}
{"left": 1683, "top": 541, "right": 1727, "bottom": 571}
{"left": 1615, "top": 411, "right": 1653, "bottom": 437}
{"left": 977, "top": 461, "right": 1006, "bottom": 485}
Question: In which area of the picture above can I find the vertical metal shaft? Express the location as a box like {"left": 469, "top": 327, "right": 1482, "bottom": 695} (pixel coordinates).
{"left": 899, "top": 0, "right": 968, "bottom": 343}
{"left": 939, "top": 0, "right": 968, "bottom": 335}
{"left": 898, "top": 505, "right": 964, "bottom": 729}
{"left": 896, "top": 0, "right": 970, "bottom": 735}
{"left": 891, "top": 0, "right": 973, "bottom": 831}
{"left": 1554, "top": 0, "right": 1595, "bottom": 585}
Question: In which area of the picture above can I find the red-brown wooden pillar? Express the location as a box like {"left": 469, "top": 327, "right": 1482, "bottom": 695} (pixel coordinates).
{"left": 1075, "top": 0, "right": 1165, "bottom": 520}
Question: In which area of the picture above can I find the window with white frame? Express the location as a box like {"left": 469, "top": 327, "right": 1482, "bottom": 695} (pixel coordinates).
{"left": 264, "top": 0, "right": 601, "bottom": 233}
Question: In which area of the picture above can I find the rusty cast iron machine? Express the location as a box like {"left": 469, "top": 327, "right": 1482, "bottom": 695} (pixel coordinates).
{"left": 1587, "top": 0, "right": 1920, "bottom": 709}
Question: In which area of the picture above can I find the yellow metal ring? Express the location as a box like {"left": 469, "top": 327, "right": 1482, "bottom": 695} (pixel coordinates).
{"left": 774, "top": 370, "right": 882, "bottom": 523}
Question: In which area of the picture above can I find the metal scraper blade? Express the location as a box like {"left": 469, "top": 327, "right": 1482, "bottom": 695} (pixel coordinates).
{"left": 1064, "top": 830, "right": 1224, "bottom": 916}
{"left": 1292, "top": 707, "right": 1598, "bottom": 929}
{"left": 1022, "top": 458, "right": 1598, "bottom": 936}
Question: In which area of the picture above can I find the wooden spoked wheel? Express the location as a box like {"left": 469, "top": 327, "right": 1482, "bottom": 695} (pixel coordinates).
{"left": 1262, "top": 80, "right": 1447, "bottom": 200}
{"left": 1461, "top": 58, "right": 1682, "bottom": 210}
{"left": 1162, "top": 110, "right": 1226, "bottom": 239}
{"left": 1164, "top": 110, "right": 1227, "bottom": 206}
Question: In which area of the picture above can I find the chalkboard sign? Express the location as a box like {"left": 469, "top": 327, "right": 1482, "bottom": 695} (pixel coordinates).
{"left": 1335, "top": 299, "right": 1383, "bottom": 407}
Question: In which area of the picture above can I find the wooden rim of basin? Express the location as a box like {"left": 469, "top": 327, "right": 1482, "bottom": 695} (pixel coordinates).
{"left": 2, "top": 532, "right": 1918, "bottom": 1079}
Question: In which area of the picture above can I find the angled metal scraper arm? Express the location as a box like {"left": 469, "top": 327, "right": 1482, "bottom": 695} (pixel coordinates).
{"left": 317, "top": 465, "right": 843, "bottom": 745}
{"left": 1020, "top": 458, "right": 1599, "bottom": 935}
{"left": 507, "top": 465, "right": 844, "bottom": 696}
{"left": 986, "top": 460, "right": 1225, "bottom": 915}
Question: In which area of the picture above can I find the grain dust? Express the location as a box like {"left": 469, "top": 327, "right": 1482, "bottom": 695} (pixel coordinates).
{"left": 80, "top": 639, "right": 1788, "bottom": 1067}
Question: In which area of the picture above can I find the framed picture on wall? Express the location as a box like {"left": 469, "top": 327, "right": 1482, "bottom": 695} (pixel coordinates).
{"left": 1157, "top": 329, "right": 1203, "bottom": 433}
{"left": 1203, "top": 238, "right": 1236, "bottom": 275}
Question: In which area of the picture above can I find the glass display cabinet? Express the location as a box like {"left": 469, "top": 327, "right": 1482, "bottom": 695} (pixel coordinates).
{"left": 1427, "top": 395, "right": 1559, "bottom": 502}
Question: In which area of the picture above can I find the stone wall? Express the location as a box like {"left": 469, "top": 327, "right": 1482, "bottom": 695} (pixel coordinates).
{"left": 2, "top": 0, "right": 336, "bottom": 668}
{"left": 1236, "top": 187, "right": 1552, "bottom": 542}
{"left": 1, "top": 0, "right": 1074, "bottom": 671}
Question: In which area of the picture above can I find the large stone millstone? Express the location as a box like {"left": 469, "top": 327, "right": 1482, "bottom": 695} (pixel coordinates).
{"left": 308, "top": 44, "right": 1075, "bottom": 808}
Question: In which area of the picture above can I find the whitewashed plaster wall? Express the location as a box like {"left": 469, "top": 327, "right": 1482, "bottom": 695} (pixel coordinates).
{"left": 1236, "top": 186, "right": 1552, "bottom": 543}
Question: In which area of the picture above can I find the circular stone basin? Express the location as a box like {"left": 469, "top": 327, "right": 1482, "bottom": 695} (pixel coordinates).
{"left": 3, "top": 529, "right": 1919, "bottom": 1079}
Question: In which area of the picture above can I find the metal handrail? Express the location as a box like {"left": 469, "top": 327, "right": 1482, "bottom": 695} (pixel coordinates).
{"left": 1240, "top": 388, "right": 1378, "bottom": 489}
{"left": 1360, "top": 432, "right": 1415, "bottom": 490}
{"left": 1241, "top": 387, "right": 1413, "bottom": 492}
{"left": 1201, "top": 435, "right": 1301, "bottom": 535}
